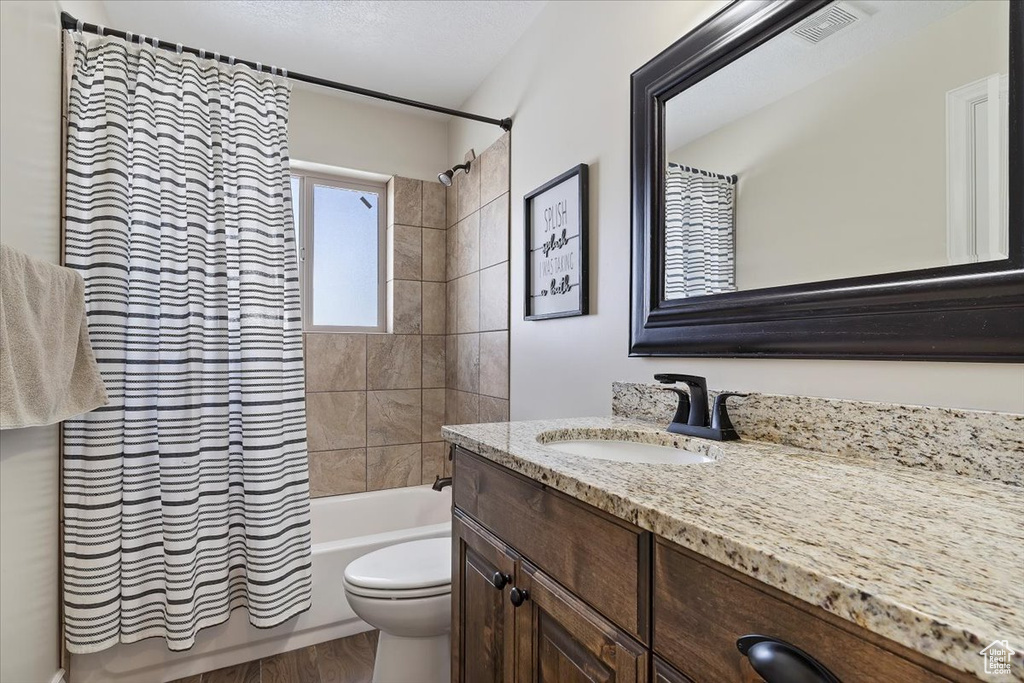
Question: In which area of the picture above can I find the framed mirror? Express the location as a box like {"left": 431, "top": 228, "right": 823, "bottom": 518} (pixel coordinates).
{"left": 630, "top": 0, "right": 1023, "bottom": 360}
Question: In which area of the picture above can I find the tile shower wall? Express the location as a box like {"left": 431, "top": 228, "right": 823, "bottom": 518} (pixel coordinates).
{"left": 446, "top": 134, "right": 512, "bottom": 427}
{"left": 304, "top": 176, "right": 449, "bottom": 498}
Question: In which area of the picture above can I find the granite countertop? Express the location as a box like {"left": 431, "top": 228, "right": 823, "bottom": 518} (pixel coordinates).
{"left": 441, "top": 416, "right": 1024, "bottom": 681}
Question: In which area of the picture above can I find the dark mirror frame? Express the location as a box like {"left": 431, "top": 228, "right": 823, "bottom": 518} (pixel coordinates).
{"left": 630, "top": 0, "right": 1023, "bottom": 361}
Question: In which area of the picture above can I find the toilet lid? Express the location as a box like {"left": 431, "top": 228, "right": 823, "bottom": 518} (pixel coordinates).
{"left": 344, "top": 537, "right": 451, "bottom": 591}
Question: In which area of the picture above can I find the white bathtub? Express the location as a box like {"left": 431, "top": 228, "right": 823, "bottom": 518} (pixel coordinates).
{"left": 71, "top": 485, "right": 452, "bottom": 683}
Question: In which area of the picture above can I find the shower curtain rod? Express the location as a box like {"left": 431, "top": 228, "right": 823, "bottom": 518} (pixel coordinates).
{"left": 60, "top": 11, "right": 513, "bottom": 132}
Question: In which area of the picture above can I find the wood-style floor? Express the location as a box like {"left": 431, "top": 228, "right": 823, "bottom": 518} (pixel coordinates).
{"left": 168, "top": 631, "right": 378, "bottom": 683}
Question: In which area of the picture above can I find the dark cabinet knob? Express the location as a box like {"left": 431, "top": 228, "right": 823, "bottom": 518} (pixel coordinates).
{"left": 490, "top": 572, "right": 510, "bottom": 590}
{"left": 736, "top": 635, "right": 841, "bottom": 683}
{"left": 509, "top": 587, "right": 529, "bottom": 607}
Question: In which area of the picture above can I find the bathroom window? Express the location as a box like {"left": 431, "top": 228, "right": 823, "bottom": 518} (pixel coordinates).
{"left": 291, "top": 169, "right": 387, "bottom": 332}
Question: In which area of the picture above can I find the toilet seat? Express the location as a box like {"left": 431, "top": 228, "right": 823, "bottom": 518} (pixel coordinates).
{"left": 344, "top": 537, "right": 451, "bottom": 598}
{"left": 343, "top": 581, "right": 450, "bottom": 600}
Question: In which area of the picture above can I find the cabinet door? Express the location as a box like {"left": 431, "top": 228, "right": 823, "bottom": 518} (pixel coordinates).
{"left": 514, "top": 561, "right": 648, "bottom": 683}
{"left": 653, "top": 658, "right": 694, "bottom": 683}
{"left": 453, "top": 511, "right": 517, "bottom": 683}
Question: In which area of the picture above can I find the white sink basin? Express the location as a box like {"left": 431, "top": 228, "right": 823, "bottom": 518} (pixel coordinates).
{"left": 541, "top": 438, "right": 713, "bottom": 465}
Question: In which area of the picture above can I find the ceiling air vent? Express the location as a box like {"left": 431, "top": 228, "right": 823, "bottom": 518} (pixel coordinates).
{"left": 790, "top": 2, "right": 867, "bottom": 45}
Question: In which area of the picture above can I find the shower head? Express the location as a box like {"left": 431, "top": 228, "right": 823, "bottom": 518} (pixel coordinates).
{"left": 438, "top": 162, "right": 471, "bottom": 187}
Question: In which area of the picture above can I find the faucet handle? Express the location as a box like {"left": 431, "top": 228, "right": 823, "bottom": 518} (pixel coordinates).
{"left": 654, "top": 374, "right": 708, "bottom": 426}
{"left": 656, "top": 385, "right": 691, "bottom": 427}
{"left": 711, "top": 392, "right": 748, "bottom": 437}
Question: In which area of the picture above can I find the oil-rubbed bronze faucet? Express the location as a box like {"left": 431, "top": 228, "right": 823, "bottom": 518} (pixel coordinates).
{"left": 431, "top": 476, "right": 452, "bottom": 491}
{"left": 654, "top": 374, "right": 747, "bottom": 441}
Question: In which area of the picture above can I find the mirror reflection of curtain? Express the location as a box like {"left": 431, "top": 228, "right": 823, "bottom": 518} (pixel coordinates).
{"left": 664, "top": 164, "right": 737, "bottom": 299}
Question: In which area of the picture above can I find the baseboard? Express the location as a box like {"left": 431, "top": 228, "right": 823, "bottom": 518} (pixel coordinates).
{"left": 50, "top": 668, "right": 66, "bottom": 683}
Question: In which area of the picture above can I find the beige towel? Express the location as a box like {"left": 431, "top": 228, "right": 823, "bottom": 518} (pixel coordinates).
{"left": 0, "top": 243, "right": 108, "bottom": 428}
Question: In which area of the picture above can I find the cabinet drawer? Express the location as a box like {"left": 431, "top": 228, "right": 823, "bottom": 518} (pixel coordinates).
{"left": 653, "top": 539, "right": 964, "bottom": 683}
{"left": 454, "top": 447, "right": 649, "bottom": 641}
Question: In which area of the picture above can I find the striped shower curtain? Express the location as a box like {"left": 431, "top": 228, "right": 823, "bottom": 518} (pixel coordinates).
{"left": 664, "top": 163, "right": 737, "bottom": 299}
{"left": 62, "top": 33, "right": 311, "bottom": 653}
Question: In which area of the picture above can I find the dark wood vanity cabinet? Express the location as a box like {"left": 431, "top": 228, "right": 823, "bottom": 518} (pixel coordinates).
{"left": 514, "top": 559, "right": 648, "bottom": 682}
{"left": 452, "top": 448, "right": 648, "bottom": 683}
{"left": 652, "top": 658, "right": 695, "bottom": 683}
{"left": 652, "top": 540, "right": 962, "bottom": 683}
{"left": 453, "top": 512, "right": 648, "bottom": 683}
{"left": 452, "top": 513, "right": 516, "bottom": 683}
{"left": 451, "top": 447, "right": 970, "bottom": 683}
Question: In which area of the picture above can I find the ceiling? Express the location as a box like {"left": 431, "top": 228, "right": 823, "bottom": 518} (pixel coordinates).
{"left": 665, "top": 0, "right": 975, "bottom": 153}
{"left": 100, "top": 0, "right": 547, "bottom": 110}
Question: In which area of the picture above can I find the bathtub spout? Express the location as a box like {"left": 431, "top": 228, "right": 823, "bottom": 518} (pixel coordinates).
{"left": 431, "top": 476, "right": 452, "bottom": 491}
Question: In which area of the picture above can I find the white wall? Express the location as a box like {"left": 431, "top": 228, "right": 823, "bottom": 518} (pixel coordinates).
{"left": 1, "top": 3, "right": 72, "bottom": 681}
{"left": 669, "top": 0, "right": 1008, "bottom": 290}
{"left": 289, "top": 85, "right": 448, "bottom": 181}
{"left": 0, "top": 3, "right": 109, "bottom": 682}
{"left": 448, "top": 0, "right": 1024, "bottom": 418}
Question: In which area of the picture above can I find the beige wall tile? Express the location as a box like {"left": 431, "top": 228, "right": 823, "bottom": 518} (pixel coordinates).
{"left": 393, "top": 176, "right": 422, "bottom": 226}
{"left": 367, "top": 444, "right": 421, "bottom": 490}
{"left": 479, "top": 263, "right": 509, "bottom": 332}
{"left": 446, "top": 275, "right": 458, "bottom": 334}
{"left": 305, "top": 333, "right": 366, "bottom": 392}
{"left": 479, "top": 331, "right": 509, "bottom": 399}
{"left": 446, "top": 174, "right": 459, "bottom": 228}
{"left": 446, "top": 225, "right": 458, "bottom": 282}
{"left": 307, "top": 391, "right": 366, "bottom": 451}
{"left": 479, "top": 194, "right": 509, "bottom": 269}
{"left": 392, "top": 280, "right": 421, "bottom": 334}
{"left": 308, "top": 449, "right": 366, "bottom": 498}
{"left": 422, "top": 181, "right": 446, "bottom": 229}
{"left": 422, "top": 335, "right": 446, "bottom": 388}
{"left": 479, "top": 133, "right": 510, "bottom": 206}
{"left": 454, "top": 391, "right": 480, "bottom": 425}
{"left": 478, "top": 396, "right": 510, "bottom": 423}
{"left": 458, "top": 165, "right": 481, "bottom": 221}
{"left": 422, "top": 388, "right": 446, "bottom": 442}
{"left": 421, "top": 442, "right": 447, "bottom": 485}
{"left": 367, "top": 334, "right": 421, "bottom": 390}
{"left": 367, "top": 389, "right": 421, "bottom": 446}
{"left": 453, "top": 213, "right": 479, "bottom": 278}
{"left": 445, "top": 388, "right": 459, "bottom": 424}
{"left": 445, "top": 335, "right": 458, "bottom": 389}
{"left": 456, "top": 272, "right": 480, "bottom": 334}
{"left": 422, "top": 228, "right": 446, "bottom": 282}
{"left": 456, "top": 333, "right": 480, "bottom": 394}
{"left": 422, "top": 281, "right": 446, "bottom": 335}
{"left": 390, "top": 225, "right": 421, "bottom": 281}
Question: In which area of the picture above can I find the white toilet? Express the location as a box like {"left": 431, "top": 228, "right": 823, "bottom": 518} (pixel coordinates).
{"left": 343, "top": 537, "right": 452, "bottom": 683}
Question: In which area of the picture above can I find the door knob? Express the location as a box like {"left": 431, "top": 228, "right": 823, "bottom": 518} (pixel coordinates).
{"left": 509, "top": 587, "right": 529, "bottom": 607}
{"left": 490, "top": 572, "right": 510, "bottom": 590}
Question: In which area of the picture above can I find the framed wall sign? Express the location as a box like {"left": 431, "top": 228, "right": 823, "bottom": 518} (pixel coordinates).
{"left": 524, "top": 163, "right": 590, "bottom": 320}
